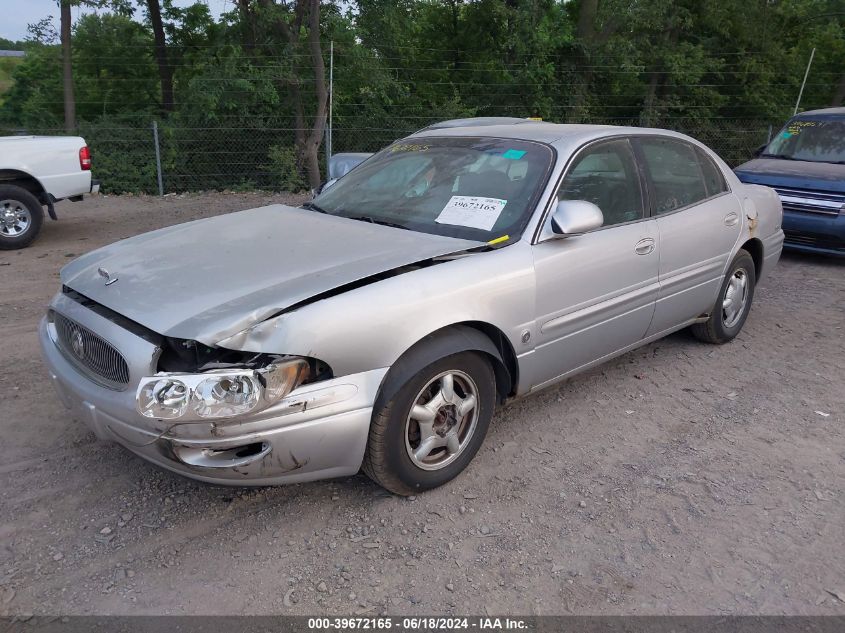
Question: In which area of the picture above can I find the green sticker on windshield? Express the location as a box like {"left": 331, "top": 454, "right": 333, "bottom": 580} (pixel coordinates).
{"left": 502, "top": 149, "right": 526, "bottom": 160}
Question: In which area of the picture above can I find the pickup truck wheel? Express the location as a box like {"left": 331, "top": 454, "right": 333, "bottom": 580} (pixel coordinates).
{"left": 691, "top": 249, "right": 756, "bottom": 344}
{"left": 363, "top": 352, "right": 495, "bottom": 496}
{"left": 0, "top": 185, "right": 44, "bottom": 250}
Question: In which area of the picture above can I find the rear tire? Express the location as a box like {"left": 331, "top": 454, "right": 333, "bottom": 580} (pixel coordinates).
{"left": 0, "top": 185, "right": 44, "bottom": 250}
{"left": 363, "top": 351, "right": 496, "bottom": 496}
{"left": 691, "top": 249, "right": 756, "bottom": 344}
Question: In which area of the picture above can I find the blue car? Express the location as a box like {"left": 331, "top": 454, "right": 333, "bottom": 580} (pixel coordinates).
{"left": 734, "top": 107, "right": 845, "bottom": 257}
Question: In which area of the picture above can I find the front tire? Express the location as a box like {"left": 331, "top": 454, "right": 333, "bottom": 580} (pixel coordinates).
{"left": 0, "top": 185, "right": 44, "bottom": 250}
{"left": 363, "top": 351, "right": 496, "bottom": 495}
{"left": 691, "top": 249, "right": 756, "bottom": 344}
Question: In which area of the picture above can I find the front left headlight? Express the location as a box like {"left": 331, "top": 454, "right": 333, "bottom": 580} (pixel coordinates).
{"left": 136, "top": 358, "right": 309, "bottom": 421}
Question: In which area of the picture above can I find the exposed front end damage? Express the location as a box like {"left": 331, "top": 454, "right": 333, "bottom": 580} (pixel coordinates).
{"left": 39, "top": 291, "right": 388, "bottom": 485}
{"left": 37, "top": 204, "right": 504, "bottom": 485}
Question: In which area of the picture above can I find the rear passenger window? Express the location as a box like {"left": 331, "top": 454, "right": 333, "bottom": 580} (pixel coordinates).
{"left": 638, "top": 138, "right": 708, "bottom": 214}
{"left": 696, "top": 147, "right": 729, "bottom": 197}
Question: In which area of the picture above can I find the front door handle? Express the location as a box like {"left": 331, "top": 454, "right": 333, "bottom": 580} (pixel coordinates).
{"left": 635, "top": 238, "right": 655, "bottom": 255}
{"left": 724, "top": 212, "right": 739, "bottom": 226}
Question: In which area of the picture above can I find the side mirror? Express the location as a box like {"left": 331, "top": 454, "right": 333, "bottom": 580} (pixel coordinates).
{"left": 550, "top": 200, "right": 604, "bottom": 236}
{"left": 753, "top": 144, "right": 767, "bottom": 158}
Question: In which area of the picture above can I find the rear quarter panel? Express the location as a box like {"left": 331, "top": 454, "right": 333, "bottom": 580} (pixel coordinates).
{"left": 737, "top": 183, "right": 784, "bottom": 281}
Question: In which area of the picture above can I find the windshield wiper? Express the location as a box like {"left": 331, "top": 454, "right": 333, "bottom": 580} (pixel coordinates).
{"left": 346, "top": 215, "right": 410, "bottom": 231}
{"left": 301, "top": 201, "right": 328, "bottom": 214}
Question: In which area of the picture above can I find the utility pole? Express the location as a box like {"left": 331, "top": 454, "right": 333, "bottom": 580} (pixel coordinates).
{"left": 325, "top": 40, "right": 333, "bottom": 180}
{"left": 794, "top": 48, "right": 816, "bottom": 115}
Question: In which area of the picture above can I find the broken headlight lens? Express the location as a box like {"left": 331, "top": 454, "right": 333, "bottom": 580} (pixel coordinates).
{"left": 136, "top": 359, "right": 310, "bottom": 420}
{"left": 137, "top": 378, "right": 189, "bottom": 419}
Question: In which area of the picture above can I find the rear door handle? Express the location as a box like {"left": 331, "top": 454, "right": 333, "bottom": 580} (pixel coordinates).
{"left": 635, "top": 238, "right": 655, "bottom": 255}
{"left": 724, "top": 212, "right": 739, "bottom": 226}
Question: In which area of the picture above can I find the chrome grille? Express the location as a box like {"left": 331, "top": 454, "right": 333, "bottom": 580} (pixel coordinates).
{"left": 774, "top": 187, "right": 845, "bottom": 216}
{"left": 52, "top": 311, "right": 130, "bottom": 389}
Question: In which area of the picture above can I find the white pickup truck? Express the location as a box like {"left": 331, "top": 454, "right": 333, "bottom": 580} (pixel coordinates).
{"left": 0, "top": 135, "right": 99, "bottom": 249}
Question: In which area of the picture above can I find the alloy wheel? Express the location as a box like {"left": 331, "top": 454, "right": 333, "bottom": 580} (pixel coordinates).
{"left": 0, "top": 199, "right": 32, "bottom": 238}
{"left": 722, "top": 268, "right": 749, "bottom": 328}
{"left": 404, "top": 370, "right": 480, "bottom": 471}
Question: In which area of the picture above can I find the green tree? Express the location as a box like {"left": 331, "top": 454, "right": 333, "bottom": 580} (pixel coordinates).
{"left": 0, "top": 38, "right": 26, "bottom": 51}
{"left": 0, "top": 44, "right": 63, "bottom": 128}
{"left": 72, "top": 13, "right": 159, "bottom": 119}
{"left": 226, "top": 0, "right": 330, "bottom": 189}
{"left": 145, "top": 0, "right": 174, "bottom": 112}
{"left": 1, "top": 12, "right": 158, "bottom": 127}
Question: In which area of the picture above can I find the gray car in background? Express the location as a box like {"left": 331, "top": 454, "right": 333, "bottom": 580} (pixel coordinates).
{"left": 39, "top": 120, "right": 783, "bottom": 495}
{"left": 328, "top": 152, "right": 373, "bottom": 180}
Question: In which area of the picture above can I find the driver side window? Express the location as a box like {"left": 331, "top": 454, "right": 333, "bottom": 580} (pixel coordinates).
{"left": 557, "top": 139, "right": 645, "bottom": 227}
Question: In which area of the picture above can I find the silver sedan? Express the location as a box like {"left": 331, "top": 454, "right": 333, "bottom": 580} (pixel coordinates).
{"left": 39, "top": 120, "right": 784, "bottom": 494}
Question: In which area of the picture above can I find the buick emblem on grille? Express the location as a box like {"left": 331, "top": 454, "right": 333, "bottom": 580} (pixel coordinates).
{"left": 71, "top": 329, "right": 85, "bottom": 359}
{"left": 97, "top": 267, "right": 118, "bottom": 286}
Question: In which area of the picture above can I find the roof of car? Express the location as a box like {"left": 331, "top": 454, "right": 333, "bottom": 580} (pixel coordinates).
{"left": 794, "top": 107, "right": 845, "bottom": 119}
{"left": 409, "top": 120, "right": 691, "bottom": 147}
{"left": 419, "top": 117, "right": 534, "bottom": 131}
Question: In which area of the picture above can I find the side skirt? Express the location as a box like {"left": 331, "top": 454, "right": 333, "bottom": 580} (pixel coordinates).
{"left": 525, "top": 318, "right": 702, "bottom": 397}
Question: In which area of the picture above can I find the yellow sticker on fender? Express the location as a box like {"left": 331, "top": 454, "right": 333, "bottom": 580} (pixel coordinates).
{"left": 435, "top": 196, "right": 507, "bottom": 231}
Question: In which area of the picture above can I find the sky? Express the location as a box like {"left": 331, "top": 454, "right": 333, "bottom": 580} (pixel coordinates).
{"left": 0, "top": 0, "right": 231, "bottom": 42}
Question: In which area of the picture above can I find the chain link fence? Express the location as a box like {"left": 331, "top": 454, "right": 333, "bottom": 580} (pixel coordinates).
{"left": 3, "top": 117, "right": 777, "bottom": 195}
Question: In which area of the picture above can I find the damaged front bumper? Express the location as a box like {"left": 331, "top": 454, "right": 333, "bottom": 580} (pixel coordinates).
{"left": 38, "top": 296, "right": 387, "bottom": 486}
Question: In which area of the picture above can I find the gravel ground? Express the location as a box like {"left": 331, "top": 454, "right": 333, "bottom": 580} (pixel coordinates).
{"left": 0, "top": 192, "right": 843, "bottom": 616}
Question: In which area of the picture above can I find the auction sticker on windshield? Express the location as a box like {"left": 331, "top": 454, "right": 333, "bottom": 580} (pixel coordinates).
{"left": 435, "top": 196, "right": 507, "bottom": 231}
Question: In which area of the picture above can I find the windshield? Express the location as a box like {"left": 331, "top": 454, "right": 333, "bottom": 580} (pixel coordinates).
{"left": 763, "top": 119, "right": 845, "bottom": 164}
{"left": 309, "top": 137, "right": 555, "bottom": 242}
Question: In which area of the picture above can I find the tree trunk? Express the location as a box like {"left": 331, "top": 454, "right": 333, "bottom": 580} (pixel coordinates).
{"left": 258, "top": 0, "right": 327, "bottom": 190}
{"left": 576, "top": 0, "right": 598, "bottom": 41}
{"left": 640, "top": 26, "right": 677, "bottom": 126}
{"left": 832, "top": 72, "right": 845, "bottom": 107}
{"left": 640, "top": 70, "right": 661, "bottom": 126}
{"left": 300, "top": 0, "right": 328, "bottom": 191}
{"left": 146, "top": 0, "right": 174, "bottom": 113}
{"left": 236, "top": 0, "right": 256, "bottom": 49}
{"left": 291, "top": 77, "right": 307, "bottom": 165}
{"left": 571, "top": 0, "right": 599, "bottom": 122}
{"left": 60, "top": 1, "right": 75, "bottom": 132}
{"left": 449, "top": 0, "right": 460, "bottom": 69}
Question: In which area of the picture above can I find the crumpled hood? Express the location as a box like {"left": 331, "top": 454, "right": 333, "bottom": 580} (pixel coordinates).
{"left": 61, "top": 204, "right": 481, "bottom": 343}
{"left": 734, "top": 158, "right": 845, "bottom": 193}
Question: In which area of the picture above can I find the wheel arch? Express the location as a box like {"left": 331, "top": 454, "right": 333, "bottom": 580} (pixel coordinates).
{"left": 739, "top": 237, "right": 763, "bottom": 283}
{"left": 374, "top": 322, "right": 517, "bottom": 411}
{"left": 0, "top": 169, "right": 48, "bottom": 199}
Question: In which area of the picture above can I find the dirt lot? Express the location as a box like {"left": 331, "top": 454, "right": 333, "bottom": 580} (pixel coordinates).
{"left": 0, "top": 192, "right": 843, "bottom": 616}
